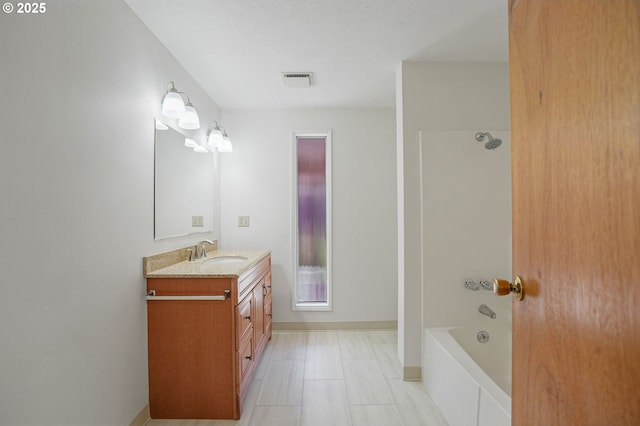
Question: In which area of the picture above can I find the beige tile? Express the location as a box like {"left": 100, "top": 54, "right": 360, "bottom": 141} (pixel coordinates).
{"left": 301, "top": 380, "right": 352, "bottom": 426}
{"left": 304, "top": 345, "right": 344, "bottom": 379}
{"left": 343, "top": 360, "right": 395, "bottom": 404}
{"left": 365, "top": 330, "right": 397, "bottom": 344}
{"left": 253, "top": 339, "right": 273, "bottom": 380}
{"left": 349, "top": 405, "right": 404, "bottom": 426}
{"left": 247, "top": 405, "right": 301, "bottom": 426}
{"left": 306, "top": 330, "right": 338, "bottom": 344}
{"left": 337, "top": 331, "right": 375, "bottom": 360}
{"left": 387, "top": 379, "right": 448, "bottom": 426}
{"left": 372, "top": 343, "right": 402, "bottom": 379}
{"left": 256, "top": 360, "right": 304, "bottom": 405}
{"left": 238, "top": 379, "right": 262, "bottom": 426}
{"left": 270, "top": 332, "right": 307, "bottom": 360}
{"left": 147, "top": 421, "right": 233, "bottom": 426}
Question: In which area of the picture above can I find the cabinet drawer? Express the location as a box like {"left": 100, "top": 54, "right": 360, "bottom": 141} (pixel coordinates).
{"left": 236, "top": 295, "right": 253, "bottom": 348}
{"left": 238, "top": 333, "right": 254, "bottom": 386}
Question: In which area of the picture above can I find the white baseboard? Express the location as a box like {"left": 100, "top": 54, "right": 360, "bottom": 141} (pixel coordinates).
{"left": 403, "top": 366, "right": 422, "bottom": 381}
{"left": 129, "top": 404, "right": 150, "bottom": 426}
{"left": 272, "top": 321, "right": 398, "bottom": 331}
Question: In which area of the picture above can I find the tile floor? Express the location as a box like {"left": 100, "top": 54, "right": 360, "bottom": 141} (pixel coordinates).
{"left": 147, "top": 330, "right": 448, "bottom": 426}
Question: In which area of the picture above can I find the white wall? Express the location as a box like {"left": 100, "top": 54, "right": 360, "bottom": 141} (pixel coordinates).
{"left": 0, "top": 1, "right": 220, "bottom": 424}
{"left": 219, "top": 109, "right": 397, "bottom": 323}
{"left": 396, "top": 62, "right": 510, "bottom": 372}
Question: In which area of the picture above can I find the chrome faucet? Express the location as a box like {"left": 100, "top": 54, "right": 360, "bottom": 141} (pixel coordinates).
{"left": 465, "top": 280, "right": 494, "bottom": 291}
{"left": 479, "top": 280, "right": 494, "bottom": 291}
{"left": 479, "top": 304, "right": 496, "bottom": 319}
{"left": 465, "top": 280, "right": 480, "bottom": 291}
{"left": 191, "top": 239, "right": 214, "bottom": 261}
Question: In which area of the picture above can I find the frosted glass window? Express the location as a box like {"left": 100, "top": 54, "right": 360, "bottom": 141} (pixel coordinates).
{"left": 293, "top": 134, "right": 332, "bottom": 310}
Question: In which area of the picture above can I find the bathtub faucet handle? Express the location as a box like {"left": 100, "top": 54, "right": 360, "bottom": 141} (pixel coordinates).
{"left": 479, "top": 280, "right": 493, "bottom": 291}
{"left": 465, "top": 280, "right": 480, "bottom": 291}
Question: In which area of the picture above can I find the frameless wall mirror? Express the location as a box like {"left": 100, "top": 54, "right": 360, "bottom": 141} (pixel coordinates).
{"left": 154, "top": 119, "right": 214, "bottom": 240}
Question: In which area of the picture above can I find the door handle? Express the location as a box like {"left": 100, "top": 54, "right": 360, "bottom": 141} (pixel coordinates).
{"left": 493, "top": 276, "right": 524, "bottom": 301}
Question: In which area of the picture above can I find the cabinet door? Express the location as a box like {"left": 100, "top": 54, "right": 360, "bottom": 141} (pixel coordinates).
{"left": 253, "top": 280, "right": 265, "bottom": 350}
{"left": 236, "top": 293, "right": 253, "bottom": 350}
{"left": 237, "top": 327, "right": 254, "bottom": 401}
{"left": 147, "top": 279, "right": 235, "bottom": 419}
{"left": 265, "top": 273, "right": 272, "bottom": 340}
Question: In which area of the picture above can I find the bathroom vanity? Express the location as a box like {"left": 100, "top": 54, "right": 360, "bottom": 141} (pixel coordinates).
{"left": 143, "top": 247, "right": 272, "bottom": 419}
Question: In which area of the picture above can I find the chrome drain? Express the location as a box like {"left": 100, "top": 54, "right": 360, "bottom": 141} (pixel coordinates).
{"left": 477, "top": 330, "right": 490, "bottom": 343}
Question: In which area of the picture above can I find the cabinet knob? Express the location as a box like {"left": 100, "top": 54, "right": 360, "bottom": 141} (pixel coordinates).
{"left": 267, "top": 313, "right": 272, "bottom": 318}
{"left": 244, "top": 315, "right": 251, "bottom": 321}
{"left": 245, "top": 355, "right": 252, "bottom": 360}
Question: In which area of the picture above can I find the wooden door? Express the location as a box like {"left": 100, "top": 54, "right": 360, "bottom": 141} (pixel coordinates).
{"left": 509, "top": 1, "right": 640, "bottom": 424}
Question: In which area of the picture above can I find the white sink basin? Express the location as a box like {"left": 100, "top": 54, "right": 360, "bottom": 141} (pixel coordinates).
{"left": 204, "top": 256, "right": 248, "bottom": 265}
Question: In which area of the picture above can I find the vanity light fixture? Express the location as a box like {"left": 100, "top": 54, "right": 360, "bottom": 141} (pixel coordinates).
{"left": 161, "top": 81, "right": 201, "bottom": 130}
{"left": 206, "top": 121, "right": 233, "bottom": 152}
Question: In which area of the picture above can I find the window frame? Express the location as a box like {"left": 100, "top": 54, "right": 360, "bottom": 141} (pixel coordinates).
{"left": 291, "top": 130, "right": 333, "bottom": 312}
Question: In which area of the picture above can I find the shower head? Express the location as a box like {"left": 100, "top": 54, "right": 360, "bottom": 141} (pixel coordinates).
{"left": 475, "top": 132, "right": 502, "bottom": 150}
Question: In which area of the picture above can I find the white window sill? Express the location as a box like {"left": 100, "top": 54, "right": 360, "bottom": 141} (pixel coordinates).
{"left": 292, "top": 302, "right": 332, "bottom": 312}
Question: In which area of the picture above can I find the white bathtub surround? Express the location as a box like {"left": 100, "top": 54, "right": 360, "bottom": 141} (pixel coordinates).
{"left": 423, "top": 328, "right": 510, "bottom": 426}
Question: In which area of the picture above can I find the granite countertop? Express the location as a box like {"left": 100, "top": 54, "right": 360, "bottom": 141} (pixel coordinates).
{"left": 144, "top": 249, "right": 271, "bottom": 279}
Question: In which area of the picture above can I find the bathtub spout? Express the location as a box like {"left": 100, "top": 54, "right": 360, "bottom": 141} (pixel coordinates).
{"left": 479, "top": 304, "right": 496, "bottom": 319}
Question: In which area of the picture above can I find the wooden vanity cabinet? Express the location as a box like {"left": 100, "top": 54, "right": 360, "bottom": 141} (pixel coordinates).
{"left": 147, "top": 254, "right": 271, "bottom": 420}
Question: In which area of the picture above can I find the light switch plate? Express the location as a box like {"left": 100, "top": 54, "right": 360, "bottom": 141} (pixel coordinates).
{"left": 238, "top": 216, "right": 250, "bottom": 227}
{"left": 192, "top": 216, "right": 204, "bottom": 227}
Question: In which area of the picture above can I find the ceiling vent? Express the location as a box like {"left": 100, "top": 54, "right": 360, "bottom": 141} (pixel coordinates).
{"left": 282, "top": 72, "right": 312, "bottom": 88}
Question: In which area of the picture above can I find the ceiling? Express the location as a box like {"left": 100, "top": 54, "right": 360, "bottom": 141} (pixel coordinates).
{"left": 125, "top": 0, "right": 508, "bottom": 109}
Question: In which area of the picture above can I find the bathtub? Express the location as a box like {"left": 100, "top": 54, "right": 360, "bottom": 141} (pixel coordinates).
{"left": 423, "top": 327, "right": 511, "bottom": 426}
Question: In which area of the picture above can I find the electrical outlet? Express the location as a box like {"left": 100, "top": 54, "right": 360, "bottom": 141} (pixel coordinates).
{"left": 238, "top": 216, "right": 250, "bottom": 227}
{"left": 192, "top": 216, "right": 204, "bottom": 227}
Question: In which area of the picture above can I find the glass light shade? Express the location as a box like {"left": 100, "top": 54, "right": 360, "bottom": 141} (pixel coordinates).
{"left": 207, "top": 128, "right": 223, "bottom": 149}
{"left": 184, "top": 137, "right": 198, "bottom": 148}
{"left": 161, "top": 90, "right": 185, "bottom": 119}
{"left": 218, "top": 136, "right": 233, "bottom": 153}
{"left": 193, "top": 143, "right": 209, "bottom": 153}
{"left": 178, "top": 104, "right": 200, "bottom": 130}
